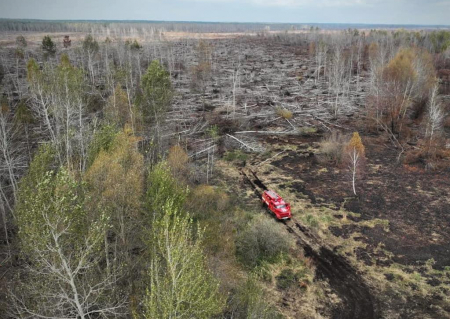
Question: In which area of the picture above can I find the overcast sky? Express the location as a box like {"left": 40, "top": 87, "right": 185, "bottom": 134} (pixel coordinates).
{"left": 0, "top": 0, "right": 449, "bottom": 25}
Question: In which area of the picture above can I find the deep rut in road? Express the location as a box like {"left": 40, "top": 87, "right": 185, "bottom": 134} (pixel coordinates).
{"left": 241, "top": 168, "right": 379, "bottom": 319}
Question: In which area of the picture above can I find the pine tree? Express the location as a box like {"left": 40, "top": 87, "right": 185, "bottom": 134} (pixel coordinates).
{"left": 41, "top": 35, "right": 56, "bottom": 55}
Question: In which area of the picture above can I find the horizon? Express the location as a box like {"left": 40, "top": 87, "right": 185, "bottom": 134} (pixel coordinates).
{"left": 0, "top": 18, "right": 449, "bottom": 29}
{"left": 0, "top": 17, "right": 450, "bottom": 27}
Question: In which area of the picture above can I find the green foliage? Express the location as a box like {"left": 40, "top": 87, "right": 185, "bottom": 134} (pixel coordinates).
{"left": 16, "top": 144, "right": 56, "bottom": 198}
{"left": 223, "top": 149, "right": 248, "bottom": 162}
{"left": 104, "top": 84, "right": 134, "bottom": 128}
{"left": 206, "top": 124, "right": 219, "bottom": 140}
{"left": 228, "top": 277, "right": 283, "bottom": 319}
{"left": 41, "top": 35, "right": 56, "bottom": 55}
{"left": 87, "top": 125, "right": 119, "bottom": 167}
{"left": 16, "top": 35, "right": 27, "bottom": 48}
{"left": 17, "top": 169, "right": 88, "bottom": 254}
{"left": 14, "top": 48, "right": 24, "bottom": 59}
{"left": 146, "top": 162, "right": 188, "bottom": 220}
{"left": 14, "top": 100, "right": 34, "bottom": 126}
{"left": 429, "top": 30, "right": 450, "bottom": 53}
{"left": 127, "top": 39, "right": 142, "bottom": 50}
{"left": 56, "top": 54, "right": 84, "bottom": 88}
{"left": 304, "top": 214, "right": 319, "bottom": 228}
{"left": 26, "top": 55, "right": 87, "bottom": 165}
{"left": 276, "top": 268, "right": 304, "bottom": 290}
{"left": 185, "top": 185, "right": 233, "bottom": 255}
{"left": 82, "top": 34, "right": 99, "bottom": 53}
{"left": 85, "top": 129, "right": 144, "bottom": 265}
{"left": 143, "top": 201, "right": 224, "bottom": 319}
{"left": 15, "top": 147, "right": 95, "bottom": 258}
{"left": 26, "top": 58, "right": 40, "bottom": 83}
{"left": 236, "top": 217, "right": 290, "bottom": 268}
{"left": 14, "top": 147, "right": 117, "bottom": 317}
{"left": 140, "top": 60, "right": 173, "bottom": 124}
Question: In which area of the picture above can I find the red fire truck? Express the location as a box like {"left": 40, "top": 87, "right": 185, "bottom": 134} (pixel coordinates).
{"left": 262, "top": 190, "right": 292, "bottom": 220}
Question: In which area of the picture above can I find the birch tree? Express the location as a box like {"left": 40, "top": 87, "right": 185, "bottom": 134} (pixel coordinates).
{"left": 27, "top": 55, "right": 89, "bottom": 169}
{"left": 345, "top": 132, "right": 365, "bottom": 196}
{"left": 425, "top": 84, "right": 445, "bottom": 157}
{"left": 141, "top": 60, "right": 173, "bottom": 127}
{"left": 85, "top": 129, "right": 144, "bottom": 276}
{"left": 142, "top": 200, "right": 224, "bottom": 319}
{"left": 13, "top": 152, "right": 125, "bottom": 318}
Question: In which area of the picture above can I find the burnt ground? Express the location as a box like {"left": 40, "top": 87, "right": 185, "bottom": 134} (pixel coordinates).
{"left": 270, "top": 134, "right": 450, "bottom": 270}
{"left": 263, "top": 132, "right": 450, "bottom": 318}
{"left": 242, "top": 168, "right": 379, "bottom": 318}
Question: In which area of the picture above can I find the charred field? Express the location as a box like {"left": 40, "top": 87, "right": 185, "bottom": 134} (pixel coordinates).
{"left": 188, "top": 35, "right": 450, "bottom": 317}
{"left": 1, "top": 26, "right": 450, "bottom": 319}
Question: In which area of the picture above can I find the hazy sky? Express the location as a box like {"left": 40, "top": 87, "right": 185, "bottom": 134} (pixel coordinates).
{"left": 1, "top": 0, "right": 449, "bottom": 25}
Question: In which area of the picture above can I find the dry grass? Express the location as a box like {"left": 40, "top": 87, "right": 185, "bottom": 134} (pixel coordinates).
{"left": 319, "top": 131, "right": 348, "bottom": 164}
{"left": 275, "top": 106, "right": 293, "bottom": 120}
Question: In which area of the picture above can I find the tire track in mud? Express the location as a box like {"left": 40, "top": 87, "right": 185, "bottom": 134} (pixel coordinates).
{"left": 240, "top": 168, "right": 379, "bottom": 319}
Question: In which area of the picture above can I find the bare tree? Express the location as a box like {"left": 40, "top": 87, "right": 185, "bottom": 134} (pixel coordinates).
{"left": 426, "top": 84, "right": 445, "bottom": 156}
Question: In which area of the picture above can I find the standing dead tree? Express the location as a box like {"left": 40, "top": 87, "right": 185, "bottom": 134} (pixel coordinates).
{"left": 425, "top": 84, "right": 445, "bottom": 157}
{"left": 328, "top": 42, "right": 348, "bottom": 118}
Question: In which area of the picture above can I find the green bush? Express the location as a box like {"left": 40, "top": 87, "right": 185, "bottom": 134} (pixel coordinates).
{"left": 236, "top": 217, "right": 290, "bottom": 268}
{"left": 129, "top": 39, "right": 142, "bottom": 50}
{"left": 87, "top": 125, "right": 118, "bottom": 167}
{"left": 304, "top": 214, "right": 319, "bottom": 228}
{"left": 276, "top": 269, "right": 302, "bottom": 290}
{"left": 223, "top": 149, "right": 248, "bottom": 162}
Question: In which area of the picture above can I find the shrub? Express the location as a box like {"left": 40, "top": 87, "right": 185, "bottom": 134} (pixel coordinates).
{"left": 275, "top": 106, "right": 293, "bottom": 119}
{"left": 304, "top": 214, "right": 319, "bottom": 228}
{"left": 276, "top": 268, "right": 303, "bottom": 290}
{"left": 236, "top": 217, "right": 290, "bottom": 268}
{"left": 227, "top": 278, "right": 283, "bottom": 319}
{"left": 223, "top": 149, "right": 248, "bottom": 162}
{"left": 185, "top": 185, "right": 233, "bottom": 255}
{"left": 299, "top": 126, "right": 318, "bottom": 136}
{"left": 167, "top": 144, "right": 189, "bottom": 181}
{"left": 129, "top": 39, "right": 142, "bottom": 50}
{"left": 319, "top": 130, "right": 347, "bottom": 164}
{"left": 16, "top": 35, "right": 27, "bottom": 48}
{"left": 187, "top": 185, "right": 229, "bottom": 217}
